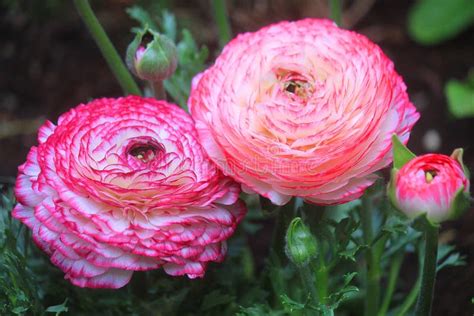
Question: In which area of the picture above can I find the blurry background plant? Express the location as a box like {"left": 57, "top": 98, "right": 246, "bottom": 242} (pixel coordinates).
{"left": 0, "top": 0, "right": 473, "bottom": 315}
{"left": 407, "top": 0, "right": 474, "bottom": 120}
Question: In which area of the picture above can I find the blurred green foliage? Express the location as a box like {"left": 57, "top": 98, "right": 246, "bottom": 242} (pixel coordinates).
{"left": 446, "top": 70, "right": 474, "bottom": 119}
{"left": 408, "top": 0, "right": 474, "bottom": 45}
{"left": 0, "top": 0, "right": 66, "bottom": 21}
{"left": 0, "top": 182, "right": 466, "bottom": 315}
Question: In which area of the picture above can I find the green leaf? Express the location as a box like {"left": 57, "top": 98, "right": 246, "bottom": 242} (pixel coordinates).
{"left": 335, "top": 217, "right": 359, "bottom": 248}
{"left": 238, "top": 304, "right": 286, "bottom": 316}
{"left": 45, "top": 299, "right": 68, "bottom": 315}
{"left": 446, "top": 78, "right": 474, "bottom": 118}
{"left": 11, "top": 306, "right": 29, "bottom": 315}
{"left": 448, "top": 187, "right": 471, "bottom": 220}
{"left": 338, "top": 245, "right": 364, "bottom": 262}
{"left": 436, "top": 244, "right": 466, "bottom": 272}
{"left": 327, "top": 272, "right": 359, "bottom": 308}
{"left": 392, "top": 134, "right": 416, "bottom": 169}
{"left": 408, "top": 0, "right": 474, "bottom": 45}
{"left": 161, "top": 10, "right": 177, "bottom": 42}
{"left": 280, "top": 294, "right": 313, "bottom": 312}
{"left": 126, "top": 5, "right": 160, "bottom": 31}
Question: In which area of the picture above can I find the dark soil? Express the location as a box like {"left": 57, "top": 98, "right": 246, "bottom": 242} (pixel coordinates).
{"left": 1, "top": 0, "right": 473, "bottom": 315}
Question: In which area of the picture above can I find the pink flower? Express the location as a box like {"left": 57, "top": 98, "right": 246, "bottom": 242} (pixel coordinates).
{"left": 189, "top": 19, "right": 419, "bottom": 205}
{"left": 13, "top": 96, "right": 246, "bottom": 289}
{"left": 391, "top": 153, "right": 470, "bottom": 223}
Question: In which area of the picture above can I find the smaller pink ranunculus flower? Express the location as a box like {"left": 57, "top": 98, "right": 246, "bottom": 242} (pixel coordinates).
{"left": 390, "top": 152, "right": 470, "bottom": 223}
{"left": 13, "top": 96, "right": 246, "bottom": 289}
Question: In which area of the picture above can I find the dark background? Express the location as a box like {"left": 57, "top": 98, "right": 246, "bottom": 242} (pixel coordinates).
{"left": 1, "top": 0, "right": 473, "bottom": 315}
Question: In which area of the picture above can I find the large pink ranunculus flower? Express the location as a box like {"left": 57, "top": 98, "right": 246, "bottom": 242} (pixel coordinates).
{"left": 391, "top": 153, "right": 470, "bottom": 223}
{"left": 189, "top": 19, "right": 420, "bottom": 205}
{"left": 13, "top": 96, "right": 246, "bottom": 289}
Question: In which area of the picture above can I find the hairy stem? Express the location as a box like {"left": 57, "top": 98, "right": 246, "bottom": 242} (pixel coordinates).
{"left": 299, "top": 265, "right": 318, "bottom": 308}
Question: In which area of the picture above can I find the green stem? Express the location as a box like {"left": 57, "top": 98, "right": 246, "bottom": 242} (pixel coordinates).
{"left": 271, "top": 199, "right": 296, "bottom": 260}
{"left": 314, "top": 256, "right": 328, "bottom": 304}
{"left": 415, "top": 223, "right": 439, "bottom": 316}
{"left": 211, "top": 0, "right": 232, "bottom": 47}
{"left": 151, "top": 81, "right": 166, "bottom": 100}
{"left": 329, "top": 0, "right": 342, "bottom": 26}
{"left": 378, "top": 252, "right": 404, "bottom": 316}
{"left": 315, "top": 264, "right": 334, "bottom": 315}
{"left": 310, "top": 206, "right": 332, "bottom": 316}
{"left": 73, "top": 0, "right": 141, "bottom": 95}
{"left": 361, "top": 197, "right": 380, "bottom": 316}
{"left": 269, "top": 199, "right": 295, "bottom": 307}
{"left": 299, "top": 265, "right": 318, "bottom": 307}
{"left": 395, "top": 276, "right": 421, "bottom": 316}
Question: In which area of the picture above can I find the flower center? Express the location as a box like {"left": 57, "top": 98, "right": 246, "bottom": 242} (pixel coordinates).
{"left": 284, "top": 80, "right": 312, "bottom": 98}
{"left": 128, "top": 143, "right": 160, "bottom": 163}
{"left": 277, "top": 70, "right": 313, "bottom": 99}
{"left": 424, "top": 170, "right": 437, "bottom": 183}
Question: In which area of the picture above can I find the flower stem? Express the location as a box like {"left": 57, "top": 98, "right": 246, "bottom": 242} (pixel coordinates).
{"left": 269, "top": 199, "right": 295, "bottom": 306}
{"left": 211, "top": 0, "right": 232, "bottom": 47}
{"left": 394, "top": 276, "right": 421, "bottom": 316}
{"left": 73, "top": 0, "right": 141, "bottom": 95}
{"left": 378, "top": 251, "right": 404, "bottom": 316}
{"left": 271, "top": 202, "right": 292, "bottom": 260}
{"left": 299, "top": 265, "right": 318, "bottom": 306}
{"left": 315, "top": 254, "right": 329, "bottom": 303}
{"left": 361, "top": 196, "right": 380, "bottom": 316}
{"left": 329, "top": 0, "right": 342, "bottom": 26}
{"left": 415, "top": 222, "right": 439, "bottom": 316}
{"left": 151, "top": 81, "right": 166, "bottom": 100}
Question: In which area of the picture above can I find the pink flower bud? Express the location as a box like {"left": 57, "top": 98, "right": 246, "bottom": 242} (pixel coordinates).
{"left": 390, "top": 153, "right": 470, "bottom": 223}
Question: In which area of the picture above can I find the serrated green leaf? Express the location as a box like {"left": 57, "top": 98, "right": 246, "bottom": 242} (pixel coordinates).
{"left": 280, "top": 294, "right": 309, "bottom": 312}
{"left": 408, "top": 0, "right": 474, "bottom": 45}
{"left": 338, "top": 245, "right": 364, "bottom": 262}
{"left": 327, "top": 272, "right": 359, "bottom": 308}
{"left": 392, "top": 134, "right": 416, "bottom": 169}
{"left": 437, "top": 244, "right": 466, "bottom": 272}
{"left": 343, "top": 272, "right": 358, "bottom": 286}
{"left": 446, "top": 78, "right": 474, "bottom": 118}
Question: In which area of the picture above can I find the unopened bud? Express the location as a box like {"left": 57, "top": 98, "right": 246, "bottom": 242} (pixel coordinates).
{"left": 285, "top": 217, "right": 318, "bottom": 266}
{"left": 126, "top": 28, "right": 177, "bottom": 82}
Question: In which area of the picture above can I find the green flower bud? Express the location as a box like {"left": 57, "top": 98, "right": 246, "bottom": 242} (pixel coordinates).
{"left": 126, "top": 28, "right": 177, "bottom": 82}
{"left": 285, "top": 217, "right": 318, "bottom": 267}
